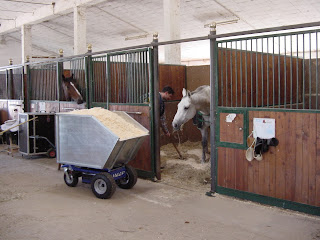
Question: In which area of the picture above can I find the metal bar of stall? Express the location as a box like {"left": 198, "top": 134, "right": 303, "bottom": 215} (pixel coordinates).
{"left": 210, "top": 25, "right": 217, "bottom": 193}
{"left": 273, "top": 37, "right": 275, "bottom": 107}
{"left": 235, "top": 41, "right": 238, "bottom": 107}
{"left": 152, "top": 34, "right": 160, "bottom": 180}
{"left": 139, "top": 51, "right": 142, "bottom": 103}
{"left": 133, "top": 52, "right": 136, "bottom": 103}
{"left": 230, "top": 42, "right": 233, "bottom": 107}
{"left": 124, "top": 53, "right": 127, "bottom": 103}
{"left": 134, "top": 52, "right": 138, "bottom": 103}
{"left": 256, "top": 38, "right": 258, "bottom": 107}
{"left": 117, "top": 55, "right": 120, "bottom": 103}
{"left": 220, "top": 44, "right": 224, "bottom": 106}
{"left": 278, "top": 36, "right": 281, "bottom": 108}
{"left": 296, "top": 34, "right": 299, "bottom": 109}
{"left": 225, "top": 43, "right": 228, "bottom": 106}
{"left": 309, "top": 32, "right": 312, "bottom": 109}
{"left": 303, "top": 34, "right": 305, "bottom": 109}
{"left": 290, "top": 35, "right": 293, "bottom": 109}
{"left": 267, "top": 38, "right": 269, "bottom": 107}
{"left": 127, "top": 53, "right": 131, "bottom": 103}
{"left": 245, "top": 40, "right": 248, "bottom": 107}
{"left": 251, "top": 39, "right": 253, "bottom": 107}
{"left": 284, "top": 35, "right": 287, "bottom": 109}
{"left": 317, "top": 32, "right": 319, "bottom": 110}
{"left": 240, "top": 41, "right": 243, "bottom": 107}
{"left": 120, "top": 54, "right": 123, "bottom": 103}
{"left": 261, "top": 38, "right": 264, "bottom": 107}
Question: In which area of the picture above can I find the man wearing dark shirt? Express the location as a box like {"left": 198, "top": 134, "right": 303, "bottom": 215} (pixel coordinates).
{"left": 159, "top": 86, "right": 174, "bottom": 137}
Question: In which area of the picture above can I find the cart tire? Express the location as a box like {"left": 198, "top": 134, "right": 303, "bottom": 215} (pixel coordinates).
{"left": 64, "top": 171, "right": 79, "bottom": 187}
{"left": 47, "top": 148, "right": 56, "bottom": 158}
{"left": 91, "top": 173, "right": 116, "bottom": 199}
{"left": 116, "top": 165, "right": 138, "bottom": 189}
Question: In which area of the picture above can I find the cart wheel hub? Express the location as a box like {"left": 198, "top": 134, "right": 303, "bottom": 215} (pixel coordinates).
{"left": 94, "top": 179, "right": 107, "bottom": 194}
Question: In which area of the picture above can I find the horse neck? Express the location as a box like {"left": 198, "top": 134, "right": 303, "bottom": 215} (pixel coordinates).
{"left": 190, "top": 94, "right": 210, "bottom": 115}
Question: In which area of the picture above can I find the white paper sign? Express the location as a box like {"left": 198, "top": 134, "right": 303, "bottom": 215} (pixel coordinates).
{"left": 39, "top": 102, "right": 46, "bottom": 112}
{"left": 225, "top": 113, "right": 236, "bottom": 122}
{"left": 253, "top": 118, "right": 275, "bottom": 139}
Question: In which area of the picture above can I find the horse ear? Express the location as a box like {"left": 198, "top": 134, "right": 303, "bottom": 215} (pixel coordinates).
{"left": 71, "top": 73, "right": 74, "bottom": 79}
{"left": 182, "top": 88, "right": 187, "bottom": 97}
{"left": 187, "top": 90, "right": 191, "bottom": 97}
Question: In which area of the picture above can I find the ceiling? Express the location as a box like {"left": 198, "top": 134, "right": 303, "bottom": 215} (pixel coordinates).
{"left": 0, "top": 0, "right": 320, "bottom": 66}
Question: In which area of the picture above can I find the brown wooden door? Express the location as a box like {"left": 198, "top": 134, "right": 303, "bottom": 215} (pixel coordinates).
{"left": 109, "top": 104, "right": 154, "bottom": 178}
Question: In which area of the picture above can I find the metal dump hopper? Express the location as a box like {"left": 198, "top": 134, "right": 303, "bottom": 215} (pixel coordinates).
{"left": 55, "top": 111, "right": 149, "bottom": 169}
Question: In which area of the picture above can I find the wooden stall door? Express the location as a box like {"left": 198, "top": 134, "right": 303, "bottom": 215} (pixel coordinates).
{"left": 219, "top": 111, "right": 245, "bottom": 147}
{"left": 109, "top": 105, "right": 154, "bottom": 178}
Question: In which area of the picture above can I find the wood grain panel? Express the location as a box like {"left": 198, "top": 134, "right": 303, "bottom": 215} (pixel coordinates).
{"left": 218, "top": 110, "right": 320, "bottom": 207}
{"left": 295, "top": 112, "right": 304, "bottom": 203}
{"left": 109, "top": 105, "right": 152, "bottom": 172}
{"left": 301, "top": 114, "right": 310, "bottom": 204}
{"left": 247, "top": 111, "right": 254, "bottom": 193}
{"left": 217, "top": 147, "right": 226, "bottom": 187}
{"left": 217, "top": 48, "right": 303, "bottom": 108}
{"left": 307, "top": 113, "right": 317, "bottom": 206}
{"left": 275, "top": 112, "right": 286, "bottom": 200}
{"left": 316, "top": 115, "right": 320, "bottom": 207}
{"left": 159, "top": 64, "right": 186, "bottom": 101}
{"left": 267, "top": 111, "right": 276, "bottom": 198}
{"left": 285, "top": 112, "right": 296, "bottom": 201}
{"left": 219, "top": 112, "right": 243, "bottom": 144}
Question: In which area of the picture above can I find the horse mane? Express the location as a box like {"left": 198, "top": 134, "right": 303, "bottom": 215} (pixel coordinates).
{"left": 190, "top": 85, "right": 210, "bottom": 105}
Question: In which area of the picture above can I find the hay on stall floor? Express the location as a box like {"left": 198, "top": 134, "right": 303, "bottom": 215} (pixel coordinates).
{"left": 160, "top": 141, "right": 211, "bottom": 191}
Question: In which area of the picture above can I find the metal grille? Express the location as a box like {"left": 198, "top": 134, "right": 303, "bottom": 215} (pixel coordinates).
{"left": 11, "top": 67, "right": 24, "bottom": 100}
{"left": 108, "top": 49, "right": 150, "bottom": 104}
{"left": 92, "top": 55, "right": 107, "bottom": 103}
{"left": 217, "top": 29, "right": 320, "bottom": 110}
{"left": 0, "top": 66, "right": 24, "bottom": 100}
{"left": 65, "top": 57, "right": 86, "bottom": 102}
{"left": 29, "top": 63, "right": 57, "bottom": 101}
{"left": 0, "top": 69, "right": 7, "bottom": 99}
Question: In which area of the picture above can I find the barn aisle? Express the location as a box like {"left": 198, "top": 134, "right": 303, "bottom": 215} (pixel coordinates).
{"left": 0, "top": 144, "right": 319, "bottom": 240}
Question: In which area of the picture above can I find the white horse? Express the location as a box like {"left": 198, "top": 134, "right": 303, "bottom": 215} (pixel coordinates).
{"left": 172, "top": 85, "right": 210, "bottom": 163}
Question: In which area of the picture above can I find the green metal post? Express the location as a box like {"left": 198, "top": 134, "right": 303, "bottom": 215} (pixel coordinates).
{"left": 210, "top": 24, "right": 217, "bottom": 193}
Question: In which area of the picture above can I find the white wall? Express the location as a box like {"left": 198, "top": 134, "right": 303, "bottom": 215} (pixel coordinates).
{"left": 0, "top": 41, "right": 22, "bottom": 66}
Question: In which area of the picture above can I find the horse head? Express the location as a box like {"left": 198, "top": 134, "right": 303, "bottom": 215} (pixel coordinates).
{"left": 62, "top": 74, "right": 84, "bottom": 104}
{"left": 172, "top": 88, "right": 197, "bottom": 131}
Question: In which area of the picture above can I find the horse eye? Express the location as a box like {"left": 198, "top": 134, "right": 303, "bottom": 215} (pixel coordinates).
{"left": 184, "top": 106, "right": 189, "bottom": 110}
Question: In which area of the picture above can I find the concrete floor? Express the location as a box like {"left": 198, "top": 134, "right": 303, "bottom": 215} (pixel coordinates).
{"left": 0, "top": 145, "right": 319, "bottom": 240}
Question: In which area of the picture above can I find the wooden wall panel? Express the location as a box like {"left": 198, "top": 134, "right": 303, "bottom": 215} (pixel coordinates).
{"left": 218, "top": 111, "right": 320, "bottom": 207}
{"left": 316, "top": 116, "right": 320, "bottom": 207}
{"left": 186, "top": 65, "right": 210, "bottom": 91}
{"left": 109, "top": 105, "right": 152, "bottom": 172}
{"left": 159, "top": 64, "right": 186, "bottom": 101}
{"left": 217, "top": 48, "right": 303, "bottom": 108}
{"left": 219, "top": 112, "right": 243, "bottom": 144}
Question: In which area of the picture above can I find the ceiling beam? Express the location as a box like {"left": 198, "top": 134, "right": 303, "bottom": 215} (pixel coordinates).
{"left": 0, "top": 0, "right": 106, "bottom": 34}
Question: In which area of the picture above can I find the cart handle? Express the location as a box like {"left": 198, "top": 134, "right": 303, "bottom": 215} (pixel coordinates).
{"left": 0, "top": 117, "right": 38, "bottom": 135}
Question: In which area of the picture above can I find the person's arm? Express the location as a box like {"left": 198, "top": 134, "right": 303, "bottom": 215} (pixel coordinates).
{"left": 160, "top": 112, "right": 170, "bottom": 137}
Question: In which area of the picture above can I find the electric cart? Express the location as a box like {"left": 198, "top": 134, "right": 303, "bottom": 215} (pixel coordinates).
{"left": 55, "top": 111, "right": 149, "bottom": 199}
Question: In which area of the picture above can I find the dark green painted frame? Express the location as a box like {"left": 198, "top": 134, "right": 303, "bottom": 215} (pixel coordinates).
{"left": 217, "top": 186, "right": 320, "bottom": 216}
{"left": 216, "top": 108, "right": 249, "bottom": 150}
{"left": 96, "top": 48, "right": 156, "bottom": 179}
{"left": 215, "top": 106, "right": 320, "bottom": 216}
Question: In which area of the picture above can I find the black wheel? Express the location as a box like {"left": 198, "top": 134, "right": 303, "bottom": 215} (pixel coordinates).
{"left": 64, "top": 170, "right": 79, "bottom": 187}
{"left": 47, "top": 148, "right": 56, "bottom": 158}
{"left": 91, "top": 172, "right": 116, "bottom": 199}
{"left": 116, "top": 165, "right": 138, "bottom": 189}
